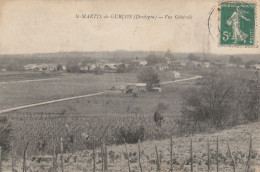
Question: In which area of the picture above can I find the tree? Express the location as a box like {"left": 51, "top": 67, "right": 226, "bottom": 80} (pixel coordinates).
{"left": 240, "top": 80, "right": 260, "bottom": 122}
{"left": 145, "top": 54, "right": 161, "bottom": 65}
{"left": 137, "top": 67, "right": 160, "bottom": 90}
{"left": 181, "top": 69, "right": 237, "bottom": 131}
{"left": 154, "top": 103, "right": 168, "bottom": 127}
{"left": 245, "top": 60, "right": 258, "bottom": 69}
{"left": 93, "top": 67, "right": 104, "bottom": 75}
{"left": 229, "top": 56, "right": 242, "bottom": 65}
{"left": 57, "top": 64, "right": 63, "bottom": 71}
{"left": 116, "top": 64, "right": 126, "bottom": 73}
{"left": 181, "top": 69, "right": 260, "bottom": 132}
{"left": 187, "top": 53, "right": 200, "bottom": 61}
{"left": 66, "top": 61, "right": 80, "bottom": 73}
{"left": 81, "top": 57, "right": 97, "bottom": 66}
{"left": 6, "top": 63, "right": 22, "bottom": 71}
{"left": 164, "top": 49, "right": 175, "bottom": 60}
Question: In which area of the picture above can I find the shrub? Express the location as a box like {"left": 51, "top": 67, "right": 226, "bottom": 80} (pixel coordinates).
{"left": 0, "top": 116, "right": 12, "bottom": 159}
{"left": 113, "top": 118, "right": 145, "bottom": 144}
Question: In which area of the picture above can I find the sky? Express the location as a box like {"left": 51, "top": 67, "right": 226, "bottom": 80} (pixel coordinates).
{"left": 0, "top": 0, "right": 259, "bottom": 55}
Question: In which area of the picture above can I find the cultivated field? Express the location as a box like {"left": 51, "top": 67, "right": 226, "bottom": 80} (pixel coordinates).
{"left": 1, "top": 68, "right": 259, "bottom": 172}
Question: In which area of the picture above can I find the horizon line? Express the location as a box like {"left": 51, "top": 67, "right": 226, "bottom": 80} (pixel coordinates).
{"left": 0, "top": 50, "right": 259, "bottom": 56}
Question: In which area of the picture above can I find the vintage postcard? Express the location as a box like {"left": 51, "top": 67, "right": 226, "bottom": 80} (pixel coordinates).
{"left": 0, "top": 0, "right": 259, "bottom": 171}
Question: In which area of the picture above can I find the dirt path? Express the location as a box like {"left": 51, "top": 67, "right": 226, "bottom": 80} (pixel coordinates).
{"left": 0, "top": 77, "right": 62, "bottom": 84}
{"left": 0, "top": 91, "right": 107, "bottom": 114}
{"left": 161, "top": 75, "right": 202, "bottom": 85}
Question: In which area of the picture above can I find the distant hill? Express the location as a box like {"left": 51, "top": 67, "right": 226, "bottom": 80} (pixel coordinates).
{"left": 0, "top": 51, "right": 259, "bottom": 64}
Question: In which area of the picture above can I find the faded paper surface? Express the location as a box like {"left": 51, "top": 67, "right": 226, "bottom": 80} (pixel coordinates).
{"left": 0, "top": 0, "right": 260, "bottom": 172}
{"left": 0, "top": 0, "right": 259, "bottom": 54}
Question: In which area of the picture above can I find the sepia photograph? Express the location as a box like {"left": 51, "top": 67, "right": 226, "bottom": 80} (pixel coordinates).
{"left": 0, "top": 0, "right": 259, "bottom": 171}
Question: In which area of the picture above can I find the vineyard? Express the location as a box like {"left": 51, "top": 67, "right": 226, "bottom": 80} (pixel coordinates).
{"left": 1, "top": 120, "right": 260, "bottom": 171}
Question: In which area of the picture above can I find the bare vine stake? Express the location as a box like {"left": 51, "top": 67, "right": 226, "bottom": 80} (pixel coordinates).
{"left": 190, "top": 139, "right": 193, "bottom": 172}
{"left": 138, "top": 140, "right": 143, "bottom": 172}
{"left": 245, "top": 135, "right": 252, "bottom": 172}
{"left": 104, "top": 143, "right": 108, "bottom": 171}
{"left": 207, "top": 139, "right": 210, "bottom": 172}
{"left": 93, "top": 137, "right": 96, "bottom": 172}
{"left": 216, "top": 137, "right": 219, "bottom": 172}
{"left": 60, "top": 138, "right": 64, "bottom": 172}
{"left": 11, "top": 141, "right": 14, "bottom": 172}
{"left": 170, "top": 136, "right": 173, "bottom": 172}
{"left": 0, "top": 146, "right": 2, "bottom": 172}
{"left": 123, "top": 138, "right": 131, "bottom": 172}
{"left": 101, "top": 140, "right": 104, "bottom": 172}
{"left": 155, "top": 145, "right": 160, "bottom": 172}
{"left": 22, "top": 142, "right": 29, "bottom": 172}
{"left": 52, "top": 138, "right": 56, "bottom": 172}
{"left": 227, "top": 141, "right": 235, "bottom": 172}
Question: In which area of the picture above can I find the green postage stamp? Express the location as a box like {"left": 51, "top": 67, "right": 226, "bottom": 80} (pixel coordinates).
{"left": 219, "top": 1, "right": 256, "bottom": 46}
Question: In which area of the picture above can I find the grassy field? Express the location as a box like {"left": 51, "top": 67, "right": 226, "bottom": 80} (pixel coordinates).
{"left": 0, "top": 71, "right": 193, "bottom": 110}
{"left": 0, "top": 72, "right": 138, "bottom": 109}
{"left": 0, "top": 72, "right": 64, "bottom": 82}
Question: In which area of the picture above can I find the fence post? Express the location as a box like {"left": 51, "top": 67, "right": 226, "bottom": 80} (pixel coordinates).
{"left": 93, "top": 137, "right": 96, "bottom": 172}
{"left": 245, "top": 135, "right": 252, "bottom": 172}
{"left": 138, "top": 139, "right": 143, "bottom": 172}
{"left": 190, "top": 139, "right": 193, "bottom": 172}
{"left": 216, "top": 137, "right": 219, "bottom": 172}
{"left": 60, "top": 137, "right": 64, "bottom": 172}
{"left": 227, "top": 140, "right": 235, "bottom": 172}
{"left": 155, "top": 145, "right": 160, "bottom": 172}
{"left": 123, "top": 138, "right": 131, "bottom": 172}
{"left": 170, "top": 136, "right": 173, "bottom": 172}
{"left": 207, "top": 139, "right": 210, "bottom": 172}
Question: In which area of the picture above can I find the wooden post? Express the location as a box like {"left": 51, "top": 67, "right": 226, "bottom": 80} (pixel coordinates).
{"left": 138, "top": 140, "right": 143, "bottom": 172}
{"left": 123, "top": 138, "right": 131, "bottom": 172}
{"left": 52, "top": 138, "right": 57, "bottom": 172}
{"left": 170, "top": 136, "right": 173, "bottom": 172}
{"left": 93, "top": 137, "right": 96, "bottom": 172}
{"left": 227, "top": 141, "right": 235, "bottom": 172}
{"left": 207, "top": 139, "right": 210, "bottom": 172}
{"left": 190, "top": 139, "right": 193, "bottom": 172}
{"left": 101, "top": 140, "right": 104, "bottom": 172}
{"left": 155, "top": 145, "right": 160, "bottom": 172}
{"left": 216, "top": 137, "right": 219, "bottom": 172}
{"left": 104, "top": 143, "right": 108, "bottom": 171}
{"left": 60, "top": 137, "right": 64, "bottom": 172}
{"left": 245, "top": 135, "right": 252, "bottom": 172}
{"left": 12, "top": 141, "right": 15, "bottom": 172}
{"left": 22, "top": 142, "right": 29, "bottom": 172}
{"left": 0, "top": 146, "right": 2, "bottom": 172}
